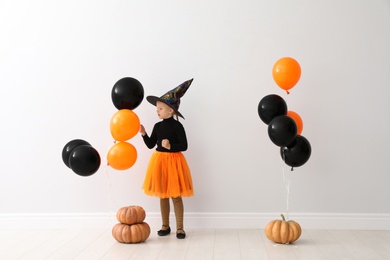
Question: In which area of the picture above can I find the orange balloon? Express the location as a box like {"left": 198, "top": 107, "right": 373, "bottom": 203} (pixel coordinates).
{"left": 272, "top": 57, "right": 301, "bottom": 94}
{"left": 110, "top": 109, "right": 140, "bottom": 141}
{"left": 107, "top": 142, "right": 137, "bottom": 170}
{"left": 287, "top": 111, "right": 303, "bottom": 135}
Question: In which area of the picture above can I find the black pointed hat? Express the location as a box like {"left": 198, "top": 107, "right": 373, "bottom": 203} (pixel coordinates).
{"left": 146, "top": 78, "right": 193, "bottom": 119}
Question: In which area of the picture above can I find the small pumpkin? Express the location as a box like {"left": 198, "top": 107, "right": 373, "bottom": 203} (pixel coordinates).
{"left": 112, "top": 222, "right": 151, "bottom": 243}
{"left": 265, "top": 214, "right": 302, "bottom": 244}
{"left": 116, "top": 205, "right": 146, "bottom": 225}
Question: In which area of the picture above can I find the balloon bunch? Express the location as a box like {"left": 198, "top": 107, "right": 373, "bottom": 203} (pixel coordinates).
{"left": 107, "top": 77, "right": 144, "bottom": 170}
{"left": 258, "top": 57, "right": 311, "bottom": 170}
{"left": 61, "top": 77, "right": 144, "bottom": 176}
{"left": 62, "top": 139, "right": 101, "bottom": 177}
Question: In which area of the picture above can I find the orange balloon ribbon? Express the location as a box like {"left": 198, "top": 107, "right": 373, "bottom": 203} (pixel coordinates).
{"left": 107, "top": 142, "right": 137, "bottom": 170}
{"left": 287, "top": 110, "right": 303, "bottom": 135}
{"left": 110, "top": 109, "right": 140, "bottom": 142}
{"left": 272, "top": 57, "right": 301, "bottom": 94}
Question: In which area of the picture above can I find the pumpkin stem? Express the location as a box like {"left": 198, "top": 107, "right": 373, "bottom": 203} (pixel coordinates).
{"left": 281, "top": 214, "right": 286, "bottom": 221}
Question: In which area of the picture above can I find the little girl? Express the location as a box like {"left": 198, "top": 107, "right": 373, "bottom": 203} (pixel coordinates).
{"left": 139, "top": 79, "right": 194, "bottom": 239}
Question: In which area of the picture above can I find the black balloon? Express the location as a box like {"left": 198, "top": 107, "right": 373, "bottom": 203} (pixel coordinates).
{"left": 62, "top": 139, "right": 90, "bottom": 168}
{"left": 112, "top": 77, "right": 144, "bottom": 110}
{"left": 281, "top": 135, "right": 311, "bottom": 168}
{"left": 68, "top": 145, "right": 101, "bottom": 177}
{"left": 258, "top": 94, "right": 287, "bottom": 124}
{"left": 268, "top": 115, "right": 297, "bottom": 147}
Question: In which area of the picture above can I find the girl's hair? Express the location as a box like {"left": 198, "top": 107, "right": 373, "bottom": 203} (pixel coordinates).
{"left": 169, "top": 108, "right": 179, "bottom": 121}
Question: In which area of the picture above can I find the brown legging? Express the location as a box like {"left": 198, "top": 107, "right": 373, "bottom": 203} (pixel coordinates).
{"left": 160, "top": 197, "right": 184, "bottom": 231}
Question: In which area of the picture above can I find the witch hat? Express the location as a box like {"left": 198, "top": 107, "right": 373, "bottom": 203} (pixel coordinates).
{"left": 146, "top": 78, "right": 193, "bottom": 119}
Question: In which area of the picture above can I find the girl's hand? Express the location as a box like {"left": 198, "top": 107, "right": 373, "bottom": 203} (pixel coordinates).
{"left": 162, "top": 139, "right": 171, "bottom": 150}
{"left": 139, "top": 124, "right": 146, "bottom": 136}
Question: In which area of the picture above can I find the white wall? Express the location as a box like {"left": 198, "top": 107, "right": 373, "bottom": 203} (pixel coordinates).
{"left": 1, "top": 0, "right": 389, "bottom": 227}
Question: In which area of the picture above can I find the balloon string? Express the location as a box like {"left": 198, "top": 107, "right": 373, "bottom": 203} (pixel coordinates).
{"left": 281, "top": 149, "right": 291, "bottom": 221}
{"left": 103, "top": 165, "right": 118, "bottom": 225}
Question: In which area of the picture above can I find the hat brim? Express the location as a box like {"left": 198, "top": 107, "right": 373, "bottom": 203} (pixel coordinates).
{"left": 146, "top": 96, "right": 185, "bottom": 119}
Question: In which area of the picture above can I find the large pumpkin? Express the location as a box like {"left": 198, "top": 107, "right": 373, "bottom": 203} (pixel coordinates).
{"left": 112, "top": 222, "right": 151, "bottom": 243}
{"left": 116, "top": 205, "right": 146, "bottom": 225}
{"left": 265, "top": 214, "right": 302, "bottom": 244}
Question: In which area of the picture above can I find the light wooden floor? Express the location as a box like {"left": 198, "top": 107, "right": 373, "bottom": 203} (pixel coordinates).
{"left": 1, "top": 228, "right": 390, "bottom": 259}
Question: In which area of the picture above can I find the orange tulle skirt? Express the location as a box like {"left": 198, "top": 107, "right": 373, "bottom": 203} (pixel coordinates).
{"left": 142, "top": 151, "right": 194, "bottom": 198}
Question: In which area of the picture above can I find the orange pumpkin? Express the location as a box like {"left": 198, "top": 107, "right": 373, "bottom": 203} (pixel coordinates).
{"left": 116, "top": 206, "right": 146, "bottom": 225}
{"left": 112, "top": 222, "right": 151, "bottom": 243}
{"left": 265, "top": 214, "right": 302, "bottom": 244}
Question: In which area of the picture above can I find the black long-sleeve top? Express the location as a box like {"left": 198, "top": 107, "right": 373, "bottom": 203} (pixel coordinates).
{"left": 142, "top": 117, "right": 188, "bottom": 152}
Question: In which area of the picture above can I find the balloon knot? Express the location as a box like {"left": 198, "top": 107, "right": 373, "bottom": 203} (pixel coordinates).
{"left": 286, "top": 90, "right": 290, "bottom": 95}
{"left": 291, "top": 167, "right": 294, "bottom": 171}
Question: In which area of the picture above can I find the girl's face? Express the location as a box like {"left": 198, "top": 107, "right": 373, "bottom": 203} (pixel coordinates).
{"left": 156, "top": 101, "right": 174, "bottom": 119}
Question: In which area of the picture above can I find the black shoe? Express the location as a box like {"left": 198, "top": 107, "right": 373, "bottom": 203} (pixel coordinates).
{"left": 157, "top": 226, "right": 171, "bottom": 236}
{"left": 176, "top": 229, "right": 186, "bottom": 239}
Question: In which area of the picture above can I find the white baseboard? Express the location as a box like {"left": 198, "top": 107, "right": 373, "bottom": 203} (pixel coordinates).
{"left": 1, "top": 212, "right": 389, "bottom": 230}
